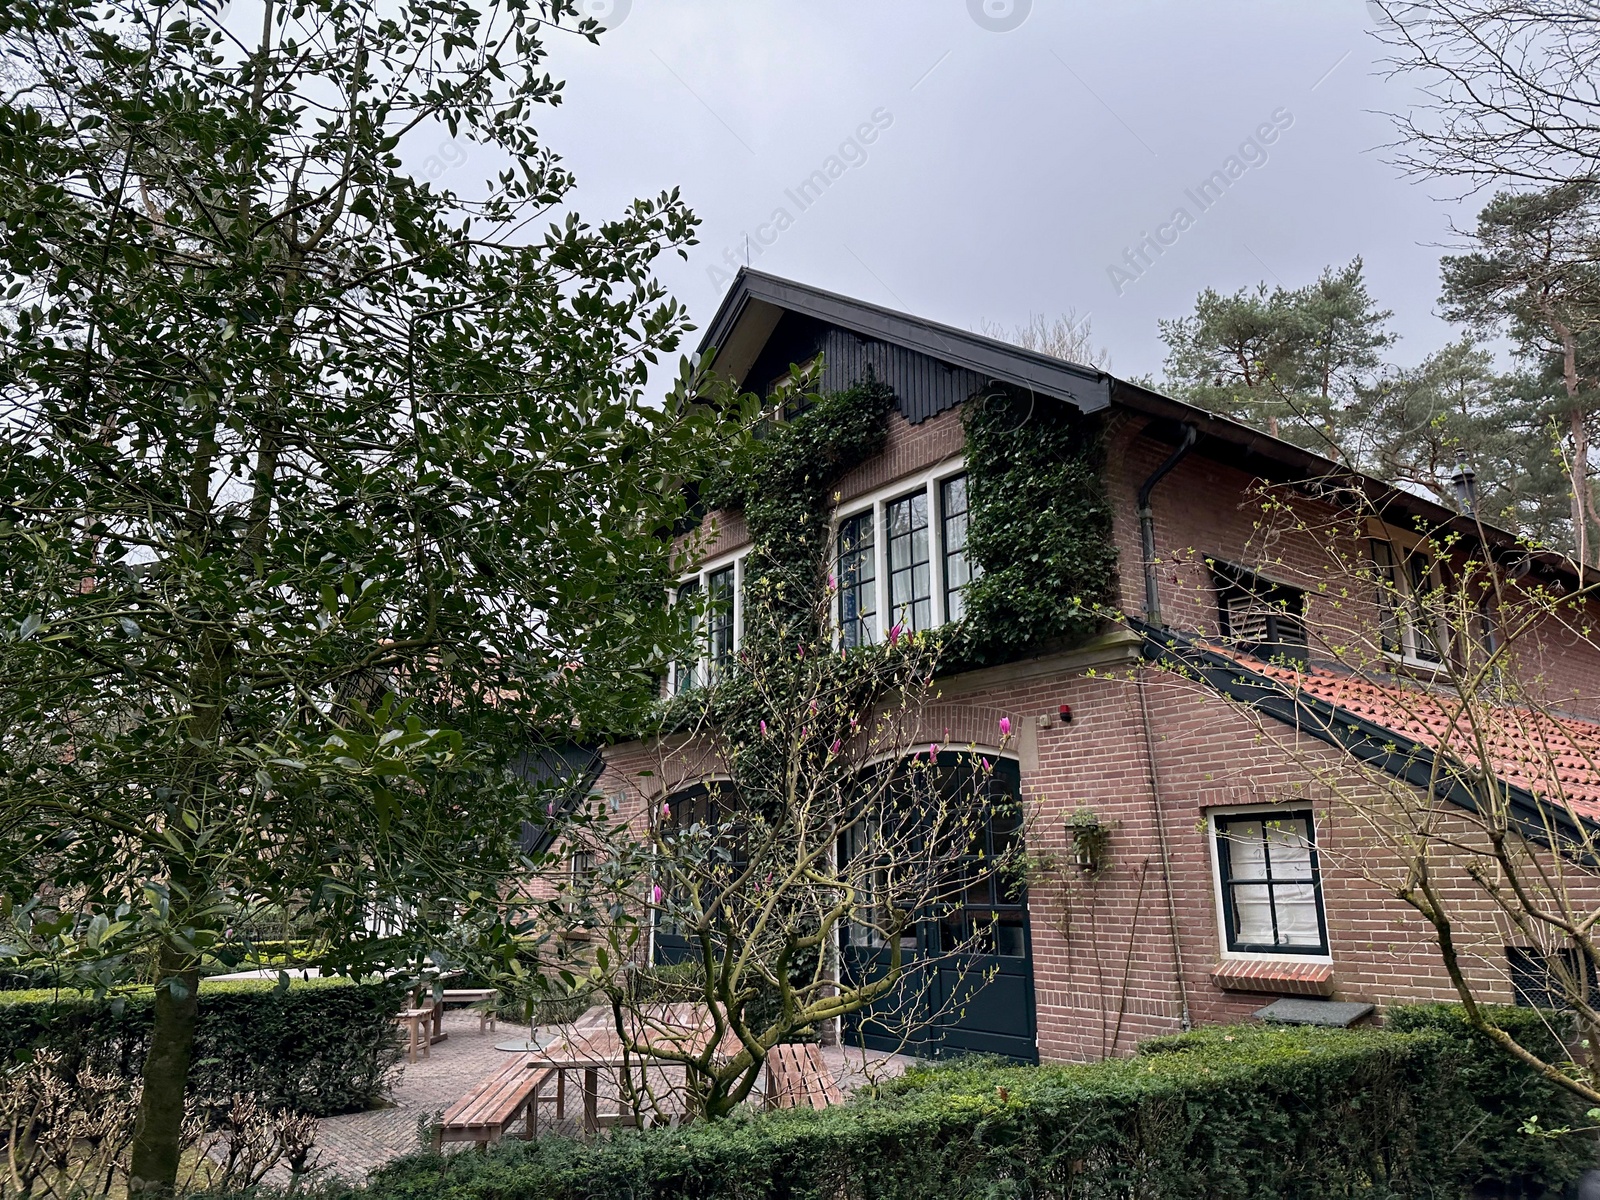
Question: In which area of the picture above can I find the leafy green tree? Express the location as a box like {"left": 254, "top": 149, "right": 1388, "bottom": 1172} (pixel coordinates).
{"left": 0, "top": 0, "right": 740, "bottom": 1189}
{"left": 1440, "top": 181, "right": 1600, "bottom": 569}
{"left": 1158, "top": 259, "right": 1396, "bottom": 461}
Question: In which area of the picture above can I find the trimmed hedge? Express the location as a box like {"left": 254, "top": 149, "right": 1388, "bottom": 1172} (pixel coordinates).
{"left": 261, "top": 1008, "right": 1588, "bottom": 1200}
{"left": 0, "top": 976, "right": 404, "bottom": 1116}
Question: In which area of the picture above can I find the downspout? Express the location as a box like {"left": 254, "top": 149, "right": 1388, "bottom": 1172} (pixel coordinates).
{"left": 1136, "top": 424, "right": 1197, "bottom": 628}
{"left": 1133, "top": 423, "right": 1197, "bottom": 1032}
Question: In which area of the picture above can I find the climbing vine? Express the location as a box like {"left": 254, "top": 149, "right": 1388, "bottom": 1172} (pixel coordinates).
{"left": 955, "top": 389, "right": 1118, "bottom": 667}
{"left": 687, "top": 375, "right": 1118, "bottom": 698}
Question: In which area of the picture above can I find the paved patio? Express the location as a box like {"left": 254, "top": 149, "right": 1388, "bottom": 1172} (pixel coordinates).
{"left": 306, "top": 1007, "right": 912, "bottom": 1181}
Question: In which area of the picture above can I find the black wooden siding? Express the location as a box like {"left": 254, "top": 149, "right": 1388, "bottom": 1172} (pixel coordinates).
{"left": 744, "top": 314, "right": 991, "bottom": 425}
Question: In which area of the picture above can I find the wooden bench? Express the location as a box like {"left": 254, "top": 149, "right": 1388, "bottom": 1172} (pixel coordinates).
{"left": 433, "top": 1057, "right": 560, "bottom": 1149}
{"left": 396, "top": 1005, "right": 433, "bottom": 1063}
{"left": 440, "top": 988, "right": 500, "bottom": 1033}
{"left": 764, "top": 1042, "right": 843, "bottom": 1110}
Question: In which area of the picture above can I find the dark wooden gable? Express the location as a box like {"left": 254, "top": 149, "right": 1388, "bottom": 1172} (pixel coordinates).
{"left": 743, "top": 312, "right": 990, "bottom": 425}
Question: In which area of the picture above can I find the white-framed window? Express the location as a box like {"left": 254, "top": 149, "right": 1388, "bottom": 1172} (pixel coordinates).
{"left": 566, "top": 848, "right": 596, "bottom": 914}
{"left": 670, "top": 552, "right": 746, "bottom": 695}
{"left": 1209, "top": 808, "right": 1329, "bottom": 958}
{"left": 1369, "top": 537, "right": 1445, "bottom": 667}
{"left": 833, "top": 461, "right": 979, "bottom": 643}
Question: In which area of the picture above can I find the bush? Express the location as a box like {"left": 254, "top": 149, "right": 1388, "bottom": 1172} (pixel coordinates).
{"left": 0, "top": 976, "right": 404, "bottom": 1116}
{"left": 239, "top": 1014, "right": 1589, "bottom": 1200}
{"left": 1387, "top": 1003, "right": 1591, "bottom": 1192}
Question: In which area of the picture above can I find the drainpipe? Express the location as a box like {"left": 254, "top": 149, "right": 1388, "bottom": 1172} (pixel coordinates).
{"left": 1136, "top": 424, "right": 1197, "bottom": 629}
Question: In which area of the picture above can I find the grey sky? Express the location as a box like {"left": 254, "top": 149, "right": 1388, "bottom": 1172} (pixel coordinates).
{"left": 511, "top": 1, "right": 1476, "bottom": 382}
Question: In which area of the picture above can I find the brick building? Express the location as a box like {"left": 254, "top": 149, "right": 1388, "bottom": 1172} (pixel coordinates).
{"left": 588, "top": 270, "right": 1600, "bottom": 1065}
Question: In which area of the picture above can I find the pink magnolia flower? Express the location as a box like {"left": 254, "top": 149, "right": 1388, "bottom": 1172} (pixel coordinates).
{"left": 801, "top": 726, "right": 808, "bottom": 739}
{"left": 827, "top": 573, "right": 837, "bottom": 590}
{"left": 981, "top": 757, "right": 992, "bottom": 772}
{"left": 829, "top": 738, "right": 842, "bottom": 755}
{"left": 661, "top": 801, "right": 671, "bottom": 818}
{"left": 546, "top": 802, "right": 555, "bottom": 817}
{"left": 797, "top": 644, "right": 806, "bottom": 659}
{"left": 998, "top": 716, "right": 1012, "bottom": 738}
{"left": 929, "top": 744, "right": 940, "bottom": 760}
{"left": 888, "top": 623, "right": 903, "bottom": 647}
{"left": 809, "top": 698, "right": 818, "bottom": 714}
{"left": 651, "top": 884, "right": 664, "bottom": 905}
{"left": 759, "top": 719, "right": 769, "bottom": 737}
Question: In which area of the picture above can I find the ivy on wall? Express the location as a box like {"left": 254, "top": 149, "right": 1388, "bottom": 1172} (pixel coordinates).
{"left": 955, "top": 389, "right": 1118, "bottom": 667}
{"left": 703, "top": 377, "right": 896, "bottom": 645}
{"left": 685, "top": 373, "right": 1118, "bottom": 701}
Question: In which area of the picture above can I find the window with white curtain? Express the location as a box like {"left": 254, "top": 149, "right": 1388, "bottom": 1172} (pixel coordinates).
{"left": 834, "top": 466, "right": 974, "bottom": 645}
{"left": 1212, "top": 811, "right": 1327, "bottom": 954}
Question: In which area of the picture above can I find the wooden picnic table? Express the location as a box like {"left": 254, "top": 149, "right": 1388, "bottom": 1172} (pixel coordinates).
{"left": 526, "top": 1007, "right": 748, "bottom": 1136}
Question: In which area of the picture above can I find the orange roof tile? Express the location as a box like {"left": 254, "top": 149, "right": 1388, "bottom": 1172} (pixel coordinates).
{"left": 1222, "top": 650, "right": 1600, "bottom": 823}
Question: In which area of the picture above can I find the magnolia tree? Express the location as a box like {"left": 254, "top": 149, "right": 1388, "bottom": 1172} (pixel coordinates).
{"left": 551, "top": 576, "right": 1023, "bottom": 1122}
{"left": 1157, "top": 481, "right": 1600, "bottom": 1108}
{"left": 0, "top": 0, "right": 742, "bottom": 1188}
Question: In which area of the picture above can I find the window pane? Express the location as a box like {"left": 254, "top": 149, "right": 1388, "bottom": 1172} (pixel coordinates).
{"left": 838, "top": 513, "right": 877, "bottom": 647}
{"left": 1270, "top": 882, "right": 1323, "bottom": 946}
{"left": 674, "top": 580, "right": 700, "bottom": 694}
{"left": 1264, "top": 818, "right": 1313, "bottom": 877}
{"left": 707, "top": 566, "right": 735, "bottom": 682}
{"left": 1230, "top": 883, "right": 1277, "bottom": 944}
{"left": 942, "top": 475, "right": 976, "bottom": 621}
{"left": 1222, "top": 820, "right": 1268, "bottom": 879}
{"left": 1370, "top": 540, "right": 1402, "bottom": 655}
{"left": 888, "top": 491, "right": 931, "bottom": 632}
{"left": 995, "top": 913, "right": 1027, "bottom": 958}
{"left": 1406, "top": 555, "right": 1442, "bottom": 663}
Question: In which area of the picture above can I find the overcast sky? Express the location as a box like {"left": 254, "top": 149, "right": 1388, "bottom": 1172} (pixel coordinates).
{"left": 497, "top": 1, "right": 1481, "bottom": 383}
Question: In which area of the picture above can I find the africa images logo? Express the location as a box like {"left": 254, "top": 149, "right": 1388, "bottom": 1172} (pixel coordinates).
{"left": 577, "top": 0, "right": 631, "bottom": 28}
{"left": 968, "top": 0, "right": 1031, "bottom": 33}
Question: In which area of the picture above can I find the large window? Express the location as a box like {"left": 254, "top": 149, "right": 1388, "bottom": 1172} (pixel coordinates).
{"left": 672, "top": 579, "right": 700, "bottom": 695}
{"left": 838, "top": 512, "right": 877, "bottom": 648}
{"left": 671, "top": 556, "right": 744, "bottom": 694}
{"left": 1212, "top": 811, "right": 1328, "bottom": 955}
{"left": 1370, "top": 539, "right": 1443, "bottom": 665}
{"left": 707, "top": 565, "right": 736, "bottom": 683}
{"left": 836, "top": 468, "right": 974, "bottom": 645}
{"left": 942, "top": 475, "right": 977, "bottom": 621}
{"left": 887, "top": 490, "right": 931, "bottom": 632}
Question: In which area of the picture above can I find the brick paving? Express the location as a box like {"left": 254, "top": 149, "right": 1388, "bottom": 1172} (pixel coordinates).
{"left": 305, "top": 1007, "right": 911, "bottom": 1182}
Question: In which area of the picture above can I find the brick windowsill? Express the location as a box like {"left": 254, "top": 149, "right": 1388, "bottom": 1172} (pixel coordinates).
{"left": 1210, "top": 959, "right": 1335, "bottom": 996}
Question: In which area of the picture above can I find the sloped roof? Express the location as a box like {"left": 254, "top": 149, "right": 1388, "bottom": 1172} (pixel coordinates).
{"left": 1142, "top": 625, "right": 1600, "bottom": 832}
{"left": 698, "top": 269, "right": 1110, "bottom": 413}
{"left": 1245, "top": 655, "right": 1600, "bottom": 821}
{"left": 697, "top": 269, "right": 1582, "bottom": 591}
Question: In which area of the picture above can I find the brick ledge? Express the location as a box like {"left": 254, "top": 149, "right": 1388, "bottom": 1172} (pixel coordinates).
{"left": 1210, "top": 959, "right": 1335, "bottom": 997}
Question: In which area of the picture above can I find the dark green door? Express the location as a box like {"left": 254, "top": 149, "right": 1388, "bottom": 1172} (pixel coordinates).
{"left": 842, "top": 755, "right": 1037, "bottom": 1063}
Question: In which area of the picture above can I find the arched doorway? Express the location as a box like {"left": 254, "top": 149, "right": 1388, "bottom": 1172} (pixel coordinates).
{"left": 841, "top": 753, "right": 1037, "bottom": 1062}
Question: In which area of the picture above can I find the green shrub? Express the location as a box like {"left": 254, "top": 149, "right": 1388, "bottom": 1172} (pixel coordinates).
{"left": 234, "top": 1016, "right": 1589, "bottom": 1199}
{"left": 1386, "top": 1003, "right": 1590, "bottom": 1191}
{"left": 0, "top": 976, "right": 404, "bottom": 1116}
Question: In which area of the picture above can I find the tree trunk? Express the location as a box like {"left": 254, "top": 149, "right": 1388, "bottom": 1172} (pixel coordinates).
{"left": 128, "top": 948, "right": 201, "bottom": 1194}
{"left": 1570, "top": 405, "right": 1591, "bottom": 576}
{"left": 1555, "top": 324, "right": 1591, "bottom": 575}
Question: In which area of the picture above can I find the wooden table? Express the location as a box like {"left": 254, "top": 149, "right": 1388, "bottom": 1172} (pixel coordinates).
{"left": 527, "top": 1007, "right": 748, "bottom": 1136}
{"left": 407, "top": 970, "right": 465, "bottom": 1045}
